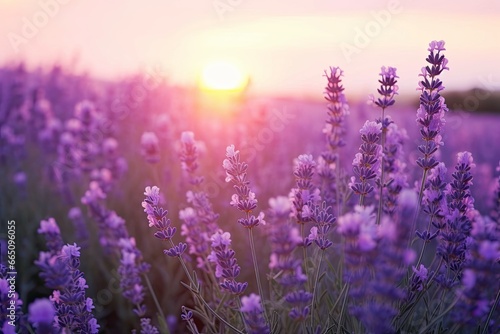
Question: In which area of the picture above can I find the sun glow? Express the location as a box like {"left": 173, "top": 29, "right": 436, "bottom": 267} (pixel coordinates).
{"left": 200, "top": 61, "right": 248, "bottom": 91}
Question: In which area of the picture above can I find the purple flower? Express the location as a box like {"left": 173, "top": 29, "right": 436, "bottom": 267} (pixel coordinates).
{"left": 207, "top": 230, "right": 248, "bottom": 295}
{"left": 350, "top": 121, "right": 382, "bottom": 205}
{"left": 141, "top": 132, "right": 160, "bottom": 163}
{"left": 370, "top": 66, "right": 399, "bottom": 109}
{"left": 68, "top": 207, "right": 89, "bottom": 246}
{"left": 415, "top": 40, "right": 449, "bottom": 173}
{"left": 452, "top": 215, "right": 500, "bottom": 330}
{"left": 437, "top": 151, "right": 476, "bottom": 280}
{"left": 240, "top": 294, "right": 270, "bottom": 334}
{"left": 290, "top": 154, "right": 321, "bottom": 224}
{"left": 223, "top": 145, "right": 265, "bottom": 229}
{"left": 118, "top": 237, "right": 150, "bottom": 317}
{"left": 36, "top": 223, "right": 99, "bottom": 334}
{"left": 28, "top": 298, "right": 54, "bottom": 325}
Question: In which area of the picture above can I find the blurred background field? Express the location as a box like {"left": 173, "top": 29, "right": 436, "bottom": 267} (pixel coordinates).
{"left": 1, "top": 62, "right": 499, "bottom": 332}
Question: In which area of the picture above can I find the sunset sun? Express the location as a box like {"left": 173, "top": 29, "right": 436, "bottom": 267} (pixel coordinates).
{"left": 200, "top": 61, "right": 248, "bottom": 91}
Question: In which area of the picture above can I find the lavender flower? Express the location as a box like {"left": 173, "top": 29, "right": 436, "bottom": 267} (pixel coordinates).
{"left": 223, "top": 145, "right": 266, "bottom": 229}
{"left": 1, "top": 265, "right": 25, "bottom": 334}
{"left": 142, "top": 186, "right": 187, "bottom": 257}
{"left": 437, "top": 151, "right": 476, "bottom": 281}
{"left": 240, "top": 294, "right": 270, "bottom": 334}
{"left": 74, "top": 100, "right": 99, "bottom": 173}
{"left": 290, "top": 154, "right": 321, "bottom": 226}
{"left": 118, "top": 237, "right": 150, "bottom": 317}
{"left": 52, "top": 244, "right": 100, "bottom": 333}
{"left": 415, "top": 40, "right": 449, "bottom": 203}
{"left": 68, "top": 207, "right": 89, "bottom": 247}
{"left": 36, "top": 226, "right": 100, "bottom": 334}
{"left": 369, "top": 66, "right": 399, "bottom": 110}
{"left": 306, "top": 202, "right": 336, "bottom": 250}
{"left": 349, "top": 121, "right": 382, "bottom": 205}
{"left": 207, "top": 231, "right": 248, "bottom": 295}
{"left": 179, "top": 131, "right": 203, "bottom": 185}
{"left": 28, "top": 298, "right": 55, "bottom": 333}
{"left": 381, "top": 123, "right": 408, "bottom": 217}
{"left": 320, "top": 67, "right": 350, "bottom": 210}
{"left": 453, "top": 215, "right": 500, "bottom": 332}
{"left": 132, "top": 318, "right": 160, "bottom": 334}
{"left": 141, "top": 132, "right": 160, "bottom": 163}
{"left": 178, "top": 131, "right": 220, "bottom": 271}
{"left": 82, "top": 181, "right": 129, "bottom": 253}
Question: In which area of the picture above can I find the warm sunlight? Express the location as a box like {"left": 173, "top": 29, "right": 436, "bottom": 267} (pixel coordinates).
{"left": 200, "top": 61, "right": 248, "bottom": 91}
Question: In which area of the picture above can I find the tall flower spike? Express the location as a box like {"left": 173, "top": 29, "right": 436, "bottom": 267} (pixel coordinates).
{"left": 415, "top": 40, "right": 449, "bottom": 181}
{"left": 222, "top": 145, "right": 269, "bottom": 323}
{"left": 207, "top": 231, "right": 248, "bottom": 295}
{"left": 370, "top": 66, "right": 399, "bottom": 223}
{"left": 437, "top": 151, "right": 476, "bottom": 282}
{"left": 349, "top": 121, "right": 382, "bottom": 205}
{"left": 142, "top": 186, "right": 187, "bottom": 257}
{"left": 223, "top": 145, "right": 265, "bottom": 229}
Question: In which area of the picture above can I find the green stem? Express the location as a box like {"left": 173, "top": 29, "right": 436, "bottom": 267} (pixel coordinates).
{"left": 248, "top": 228, "right": 270, "bottom": 324}
{"left": 418, "top": 297, "right": 458, "bottom": 334}
{"left": 143, "top": 274, "right": 169, "bottom": 334}
{"left": 310, "top": 250, "right": 325, "bottom": 328}
{"left": 336, "top": 283, "right": 350, "bottom": 334}
{"left": 410, "top": 168, "right": 429, "bottom": 248}
{"left": 168, "top": 240, "right": 244, "bottom": 334}
{"left": 482, "top": 286, "right": 500, "bottom": 334}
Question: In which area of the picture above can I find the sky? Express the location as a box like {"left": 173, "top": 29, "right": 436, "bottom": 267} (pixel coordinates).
{"left": 1, "top": 0, "right": 500, "bottom": 99}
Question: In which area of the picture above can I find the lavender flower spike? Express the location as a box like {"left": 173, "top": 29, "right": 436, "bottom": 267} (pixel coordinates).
{"left": 240, "top": 294, "right": 270, "bottom": 334}
{"left": 350, "top": 121, "right": 382, "bottom": 205}
{"left": 415, "top": 40, "right": 449, "bottom": 176}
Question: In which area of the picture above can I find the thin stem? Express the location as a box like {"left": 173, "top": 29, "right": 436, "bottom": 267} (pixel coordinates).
{"left": 415, "top": 214, "right": 436, "bottom": 269}
{"left": 168, "top": 240, "right": 244, "bottom": 334}
{"left": 336, "top": 283, "right": 350, "bottom": 334}
{"left": 248, "top": 227, "right": 270, "bottom": 324}
{"left": 411, "top": 168, "right": 429, "bottom": 247}
{"left": 310, "top": 250, "right": 325, "bottom": 328}
{"left": 482, "top": 286, "right": 500, "bottom": 334}
{"left": 143, "top": 274, "right": 168, "bottom": 333}
{"left": 418, "top": 297, "right": 458, "bottom": 334}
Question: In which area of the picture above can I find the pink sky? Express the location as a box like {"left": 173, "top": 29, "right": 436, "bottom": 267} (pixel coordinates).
{"left": 1, "top": 0, "right": 500, "bottom": 98}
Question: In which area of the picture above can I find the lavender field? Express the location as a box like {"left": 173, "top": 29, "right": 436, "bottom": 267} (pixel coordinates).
{"left": 1, "top": 39, "right": 500, "bottom": 334}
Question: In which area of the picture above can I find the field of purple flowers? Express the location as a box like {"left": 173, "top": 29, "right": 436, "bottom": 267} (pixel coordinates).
{"left": 1, "top": 40, "right": 500, "bottom": 333}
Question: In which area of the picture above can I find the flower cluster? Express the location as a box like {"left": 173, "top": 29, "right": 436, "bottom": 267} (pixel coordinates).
{"left": 415, "top": 40, "right": 449, "bottom": 172}
{"left": 223, "top": 145, "right": 265, "bottom": 229}
{"left": 35, "top": 221, "right": 99, "bottom": 334}
{"left": 118, "top": 237, "right": 151, "bottom": 317}
{"left": 82, "top": 181, "right": 129, "bottom": 253}
{"left": 207, "top": 231, "right": 248, "bottom": 295}
{"left": 290, "top": 154, "right": 320, "bottom": 224}
{"left": 141, "top": 132, "right": 160, "bottom": 163}
{"left": 1, "top": 264, "right": 25, "bottom": 334}
{"left": 453, "top": 215, "right": 500, "bottom": 331}
{"left": 178, "top": 132, "right": 220, "bottom": 271}
{"left": 349, "top": 121, "right": 382, "bottom": 205}
{"left": 240, "top": 294, "right": 270, "bottom": 334}
{"left": 306, "top": 202, "right": 336, "bottom": 250}
{"left": 142, "top": 186, "right": 187, "bottom": 257}
{"left": 370, "top": 66, "right": 399, "bottom": 110}
{"left": 381, "top": 123, "right": 408, "bottom": 216}
{"left": 437, "top": 151, "right": 476, "bottom": 282}
{"left": 179, "top": 131, "right": 203, "bottom": 185}
{"left": 320, "top": 67, "right": 350, "bottom": 209}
